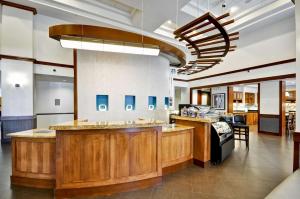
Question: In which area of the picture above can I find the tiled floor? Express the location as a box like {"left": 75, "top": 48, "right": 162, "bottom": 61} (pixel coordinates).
{"left": 0, "top": 126, "right": 294, "bottom": 199}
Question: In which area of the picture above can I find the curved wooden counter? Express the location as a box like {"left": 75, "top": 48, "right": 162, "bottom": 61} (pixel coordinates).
{"left": 9, "top": 120, "right": 195, "bottom": 198}
{"left": 170, "top": 115, "right": 216, "bottom": 167}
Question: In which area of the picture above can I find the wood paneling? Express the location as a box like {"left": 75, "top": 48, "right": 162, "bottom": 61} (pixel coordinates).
{"left": 173, "top": 120, "right": 210, "bottom": 166}
{"left": 0, "top": 0, "right": 37, "bottom": 15}
{"left": 49, "top": 24, "right": 186, "bottom": 67}
{"left": 55, "top": 127, "right": 162, "bottom": 194}
{"left": 246, "top": 112, "right": 258, "bottom": 125}
{"left": 11, "top": 137, "right": 55, "bottom": 188}
{"left": 162, "top": 129, "right": 193, "bottom": 168}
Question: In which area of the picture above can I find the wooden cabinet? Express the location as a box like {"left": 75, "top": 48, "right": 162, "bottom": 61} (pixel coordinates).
{"left": 246, "top": 112, "right": 258, "bottom": 125}
{"left": 233, "top": 92, "right": 243, "bottom": 103}
{"left": 245, "top": 93, "right": 255, "bottom": 104}
{"left": 286, "top": 91, "right": 296, "bottom": 102}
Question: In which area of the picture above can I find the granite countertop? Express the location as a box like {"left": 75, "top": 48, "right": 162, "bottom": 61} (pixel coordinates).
{"left": 170, "top": 115, "right": 216, "bottom": 123}
{"left": 49, "top": 119, "right": 166, "bottom": 131}
{"left": 8, "top": 129, "right": 56, "bottom": 138}
{"left": 162, "top": 124, "right": 194, "bottom": 133}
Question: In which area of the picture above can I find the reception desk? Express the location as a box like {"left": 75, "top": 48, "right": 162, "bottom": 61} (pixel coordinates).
{"left": 9, "top": 120, "right": 194, "bottom": 198}
{"left": 170, "top": 115, "right": 215, "bottom": 167}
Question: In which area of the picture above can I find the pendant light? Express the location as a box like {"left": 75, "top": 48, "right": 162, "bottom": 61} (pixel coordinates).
{"left": 59, "top": 0, "right": 160, "bottom": 56}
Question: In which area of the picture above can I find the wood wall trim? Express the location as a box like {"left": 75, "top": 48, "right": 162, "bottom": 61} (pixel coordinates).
{"left": 259, "top": 114, "right": 280, "bottom": 118}
{"left": 190, "top": 74, "right": 295, "bottom": 90}
{"left": 173, "top": 59, "right": 296, "bottom": 82}
{"left": 73, "top": 49, "right": 78, "bottom": 120}
{"left": 188, "top": 58, "right": 296, "bottom": 82}
{"left": 49, "top": 24, "right": 186, "bottom": 67}
{"left": 34, "top": 60, "right": 73, "bottom": 68}
{"left": 0, "top": 54, "right": 35, "bottom": 62}
{"left": 0, "top": 0, "right": 37, "bottom": 14}
{"left": 0, "top": 54, "right": 74, "bottom": 68}
{"left": 173, "top": 78, "right": 189, "bottom": 82}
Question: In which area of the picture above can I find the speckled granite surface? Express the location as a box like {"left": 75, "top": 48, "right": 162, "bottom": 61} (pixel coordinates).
{"left": 49, "top": 119, "right": 166, "bottom": 130}
{"left": 8, "top": 129, "right": 56, "bottom": 138}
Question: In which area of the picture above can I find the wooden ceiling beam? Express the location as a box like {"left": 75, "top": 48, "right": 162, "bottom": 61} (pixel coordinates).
{"left": 175, "top": 13, "right": 230, "bottom": 38}
{"left": 184, "top": 19, "right": 235, "bottom": 40}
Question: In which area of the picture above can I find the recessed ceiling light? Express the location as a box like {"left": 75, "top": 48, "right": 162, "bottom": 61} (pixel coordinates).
{"left": 230, "top": 6, "right": 239, "bottom": 13}
{"left": 167, "top": 20, "right": 172, "bottom": 24}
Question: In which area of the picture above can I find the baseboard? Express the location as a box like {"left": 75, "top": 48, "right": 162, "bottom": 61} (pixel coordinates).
{"left": 193, "top": 159, "right": 210, "bottom": 168}
{"left": 162, "top": 159, "right": 193, "bottom": 175}
{"left": 259, "top": 131, "right": 280, "bottom": 136}
{"left": 11, "top": 176, "right": 55, "bottom": 189}
{"left": 55, "top": 177, "right": 162, "bottom": 199}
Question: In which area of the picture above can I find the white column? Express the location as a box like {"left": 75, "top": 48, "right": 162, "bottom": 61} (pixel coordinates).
{"left": 296, "top": 1, "right": 300, "bottom": 132}
{"left": 0, "top": 6, "right": 34, "bottom": 141}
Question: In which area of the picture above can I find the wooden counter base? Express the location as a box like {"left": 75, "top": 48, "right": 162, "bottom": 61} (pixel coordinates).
{"left": 11, "top": 176, "right": 55, "bottom": 189}
{"left": 162, "top": 159, "right": 193, "bottom": 175}
{"left": 55, "top": 177, "right": 161, "bottom": 198}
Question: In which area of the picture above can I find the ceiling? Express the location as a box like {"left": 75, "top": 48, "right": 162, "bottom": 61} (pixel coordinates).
{"left": 8, "top": 0, "right": 295, "bottom": 76}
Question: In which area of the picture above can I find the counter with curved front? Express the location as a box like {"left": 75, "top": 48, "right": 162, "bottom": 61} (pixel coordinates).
{"left": 9, "top": 120, "right": 195, "bottom": 198}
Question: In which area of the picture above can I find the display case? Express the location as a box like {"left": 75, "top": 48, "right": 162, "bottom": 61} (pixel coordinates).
{"left": 96, "top": 95, "right": 109, "bottom": 111}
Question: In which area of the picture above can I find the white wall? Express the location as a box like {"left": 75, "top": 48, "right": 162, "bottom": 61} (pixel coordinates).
{"left": 35, "top": 79, "right": 74, "bottom": 128}
{"left": 189, "top": 62, "right": 295, "bottom": 88}
{"left": 260, "top": 81, "right": 280, "bottom": 115}
{"left": 1, "top": 60, "right": 33, "bottom": 116}
{"left": 35, "top": 81, "right": 73, "bottom": 114}
{"left": 1, "top": 6, "right": 33, "bottom": 57}
{"left": 0, "top": 6, "right": 34, "bottom": 117}
{"left": 34, "top": 14, "right": 73, "bottom": 64}
{"left": 77, "top": 50, "right": 171, "bottom": 122}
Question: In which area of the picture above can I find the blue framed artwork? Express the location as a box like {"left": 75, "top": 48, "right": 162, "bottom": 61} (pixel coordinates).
{"left": 125, "top": 95, "right": 135, "bottom": 111}
{"left": 96, "top": 95, "right": 109, "bottom": 111}
{"left": 148, "top": 96, "right": 157, "bottom": 110}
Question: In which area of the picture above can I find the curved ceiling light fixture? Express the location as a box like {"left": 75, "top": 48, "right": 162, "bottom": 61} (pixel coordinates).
{"left": 174, "top": 12, "right": 239, "bottom": 75}
{"left": 49, "top": 24, "right": 186, "bottom": 67}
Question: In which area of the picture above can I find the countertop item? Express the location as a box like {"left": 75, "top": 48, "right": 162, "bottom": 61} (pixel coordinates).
{"left": 162, "top": 124, "right": 194, "bottom": 133}
{"left": 8, "top": 129, "right": 56, "bottom": 138}
{"left": 170, "top": 115, "right": 217, "bottom": 123}
{"left": 49, "top": 119, "right": 166, "bottom": 130}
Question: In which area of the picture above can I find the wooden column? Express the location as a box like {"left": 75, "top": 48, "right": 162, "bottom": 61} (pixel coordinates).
{"left": 279, "top": 81, "right": 286, "bottom": 136}
{"left": 73, "top": 49, "right": 78, "bottom": 120}
{"left": 258, "top": 83, "right": 261, "bottom": 132}
{"left": 227, "top": 86, "right": 234, "bottom": 113}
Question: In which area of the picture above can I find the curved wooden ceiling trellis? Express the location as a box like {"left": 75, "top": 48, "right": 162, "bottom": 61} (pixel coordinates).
{"left": 49, "top": 24, "right": 186, "bottom": 67}
{"left": 174, "top": 12, "right": 239, "bottom": 75}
